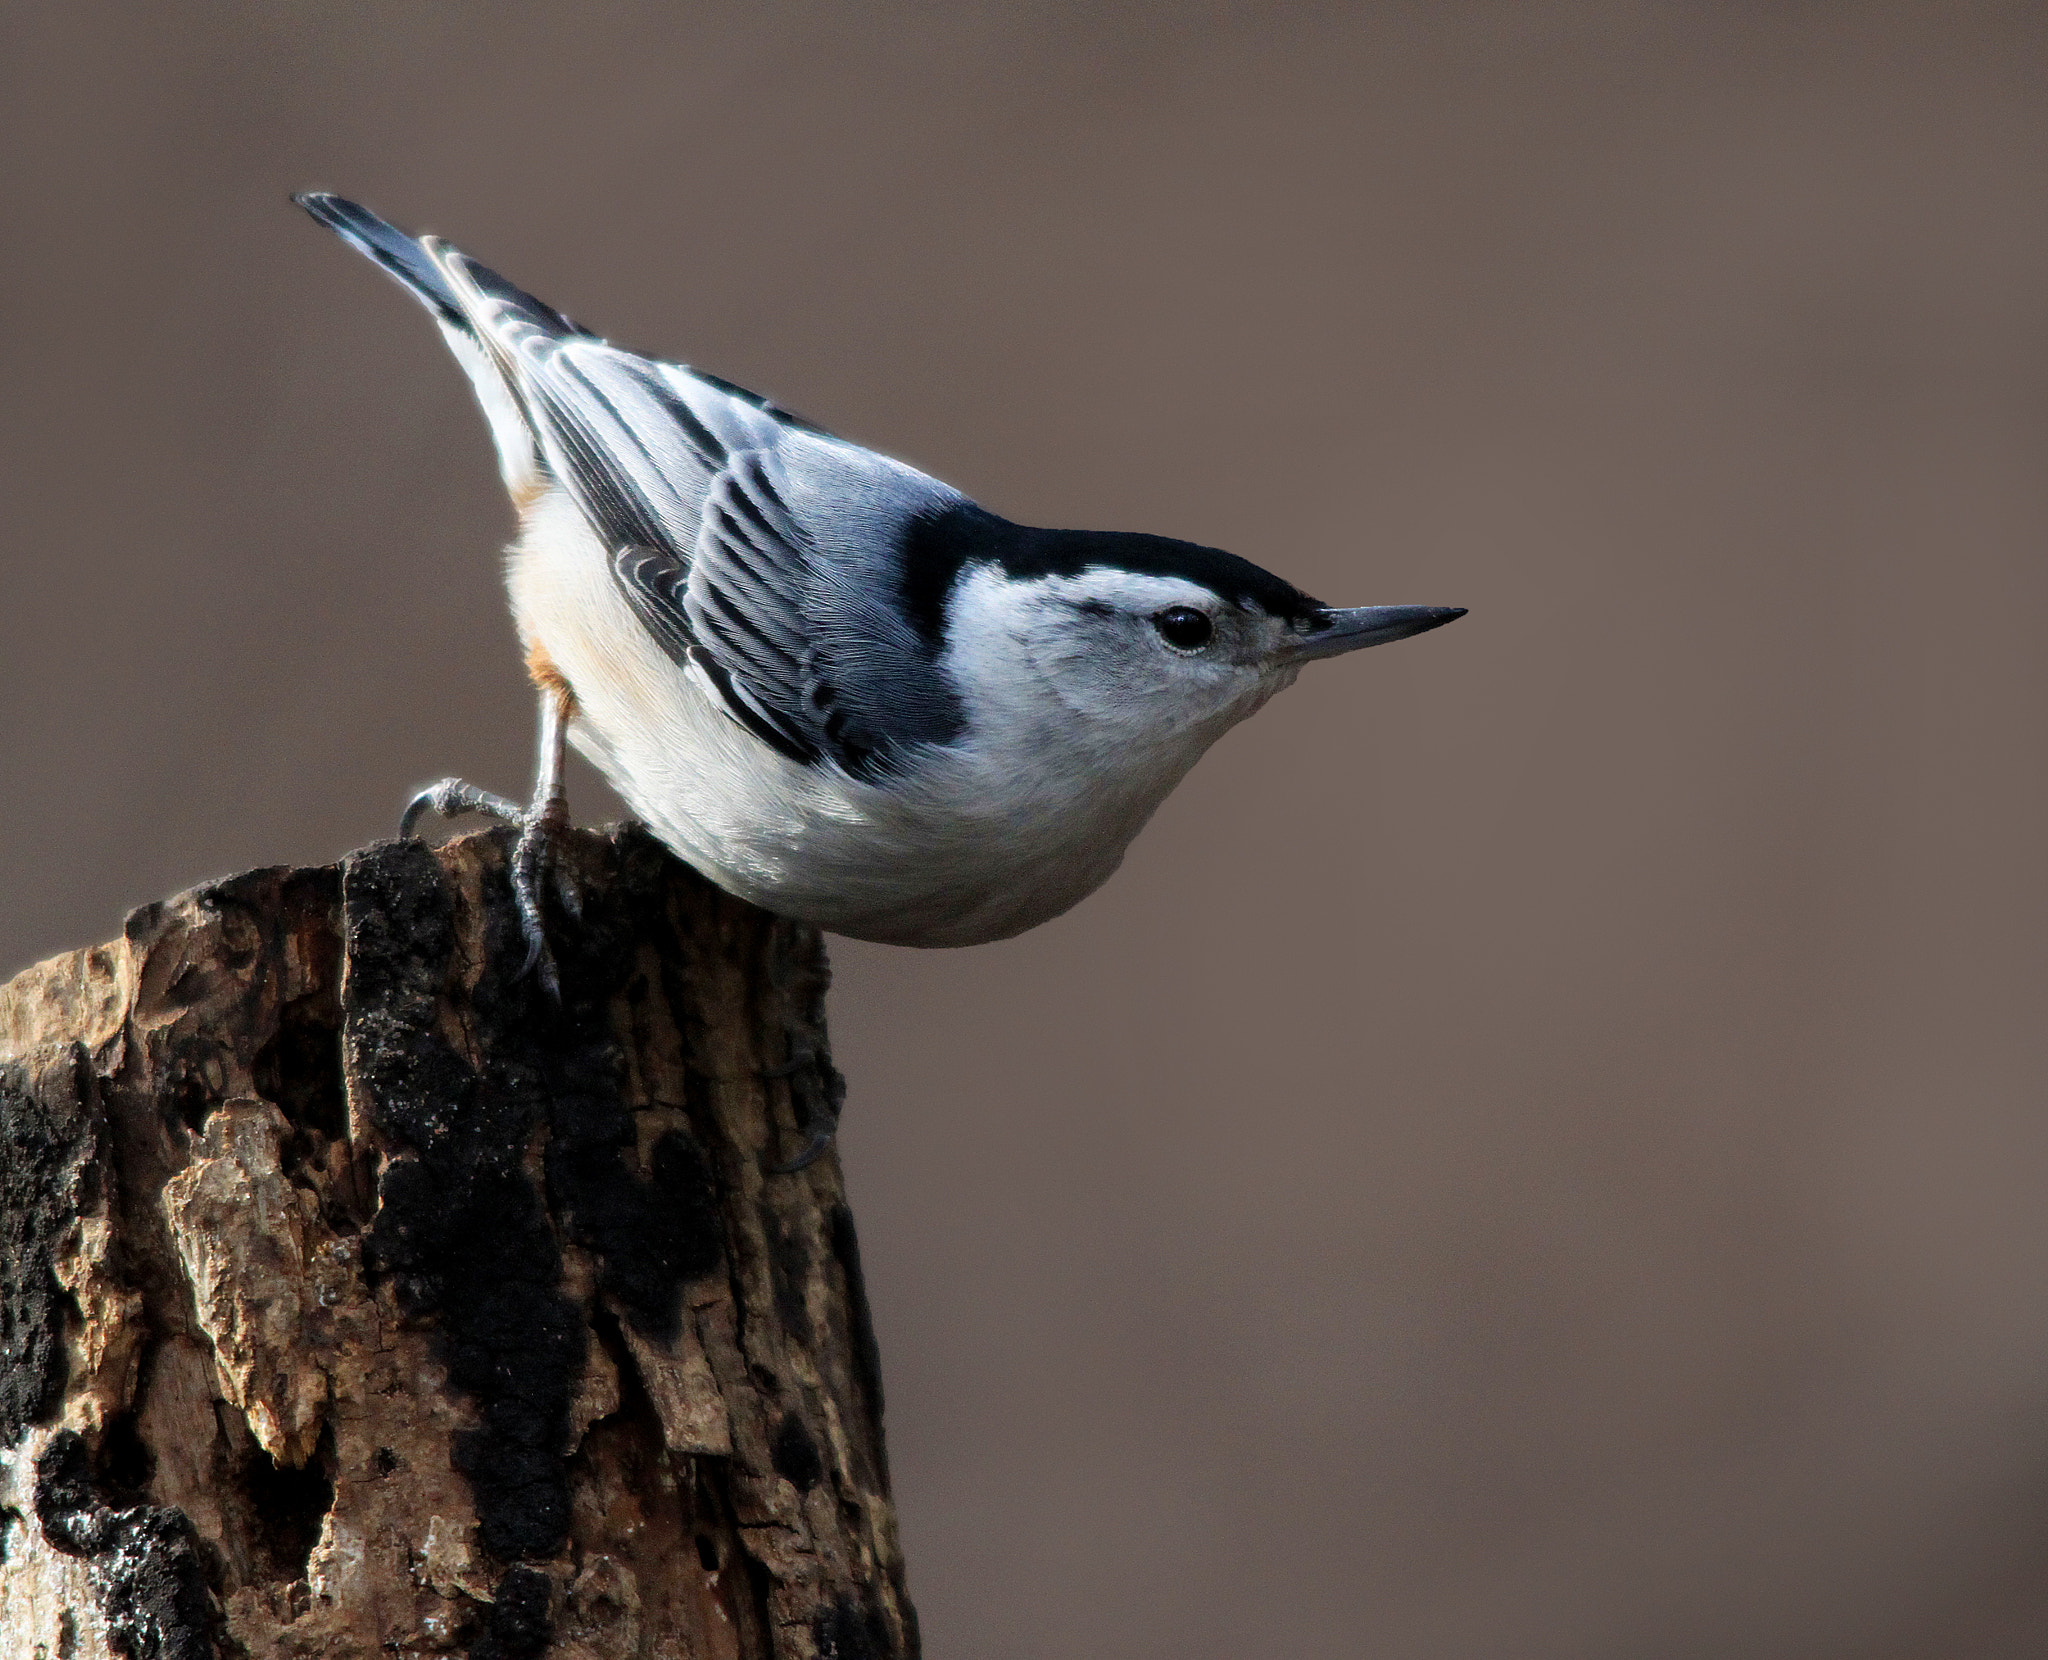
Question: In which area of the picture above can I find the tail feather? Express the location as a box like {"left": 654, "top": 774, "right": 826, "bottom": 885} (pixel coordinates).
{"left": 293, "top": 192, "right": 467, "bottom": 326}
{"left": 434, "top": 244, "right": 593, "bottom": 342}
{"left": 295, "top": 191, "right": 564, "bottom": 504}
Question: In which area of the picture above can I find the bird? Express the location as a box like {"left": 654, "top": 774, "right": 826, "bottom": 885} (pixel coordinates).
{"left": 295, "top": 193, "right": 1465, "bottom": 999}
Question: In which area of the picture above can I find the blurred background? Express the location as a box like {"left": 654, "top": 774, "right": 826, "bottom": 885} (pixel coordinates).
{"left": 5, "top": 3, "right": 2048, "bottom": 1655}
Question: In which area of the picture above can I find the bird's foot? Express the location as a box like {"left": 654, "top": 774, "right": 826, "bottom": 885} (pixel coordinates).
{"left": 399, "top": 777, "right": 524, "bottom": 840}
{"left": 766, "top": 1047, "right": 845, "bottom": 1174}
{"left": 400, "top": 778, "right": 579, "bottom": 1002}
{"left": 511, "top": 796, "right": 579, "bottom": 1002}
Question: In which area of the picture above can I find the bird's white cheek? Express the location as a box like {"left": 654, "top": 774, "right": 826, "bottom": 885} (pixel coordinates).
{"left": 1055, "top": 659, "right": 1269, "bottom": 753}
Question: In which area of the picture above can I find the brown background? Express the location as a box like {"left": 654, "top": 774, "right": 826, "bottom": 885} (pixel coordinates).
{"left": 6, "top": 3, "right": 2048, "bottom": 1655}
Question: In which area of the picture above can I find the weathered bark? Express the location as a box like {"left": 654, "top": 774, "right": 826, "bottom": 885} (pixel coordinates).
{"left": 0, "top": 826, "right": 911, "bottom": 1660}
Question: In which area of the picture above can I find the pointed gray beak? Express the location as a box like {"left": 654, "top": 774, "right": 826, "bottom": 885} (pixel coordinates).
{"left": 1283, "top": 604, "right": 1467, "bottom": 663}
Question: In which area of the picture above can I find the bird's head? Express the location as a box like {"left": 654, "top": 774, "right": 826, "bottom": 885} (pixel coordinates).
{"left": 912, "top": 510, "right": 1464, "bottom": 765}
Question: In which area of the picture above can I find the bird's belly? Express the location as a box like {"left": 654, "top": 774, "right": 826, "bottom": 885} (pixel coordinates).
{"left": 602, "top": 742, "right": 1147, "bottom": 947}
{"left": 568, "top": 702, "right": 1159, "bottom": 946}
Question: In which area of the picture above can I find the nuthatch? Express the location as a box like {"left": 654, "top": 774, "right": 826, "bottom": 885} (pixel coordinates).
{"left": 297, "top": 194, "right": 1464, "bottom": 993}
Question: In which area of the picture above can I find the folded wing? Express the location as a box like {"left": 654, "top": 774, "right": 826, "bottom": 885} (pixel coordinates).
{"left": 297, "top": 193, "right": 969, "bottom": 780}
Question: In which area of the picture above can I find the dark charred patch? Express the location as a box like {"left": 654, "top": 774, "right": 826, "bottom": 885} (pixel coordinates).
{"left": 830, "top": 1203, "right": 886, "bottom": 1438}
{"left": 531, "top": 836, "right": 722, "bottom": 1340}
{"left": 242, "top": 1427, "right": 334, "bottom": 1582}
{"left": 766, "top": 1212, "right": 814, "bottom": 1346}
{"left": 469, "top": 1564, "right": 553, "bottom": 1660}
{"left": 345, "top": 831, "right": 732, "bottom": 1569}
{"left": 254, "top": 988, "right": 344, "bottom": 1144}
{"left": 548, "top": 827, "right": 727, "bottom": 1337}
{"left": 547, "top": 1121, "right": 722, "bottom": 1343}
{"left": 346, "top": 839, "right": 583, "bottom": 1564}
{"left": 34, "top": 1429, "right": 221, "bottom": 1660}
{"left": 31, "top": 1430, "right": 100, "bottom": 1553}
{"left": 0, "top": 1050, "right": 96, "bottom": 1446}
{"left": 771, "top": 1413, "right": 824, "bottom": 1493}
{"left": 94, "top": 1412, "right": 155, "bottom": 1507}
{"left": 814, "top": 1593, "right": 897, "bottom": 1660}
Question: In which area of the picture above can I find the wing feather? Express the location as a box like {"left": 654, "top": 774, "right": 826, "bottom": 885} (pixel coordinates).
{"left": 610, "top": 445, "right": 967, "bottom": 779}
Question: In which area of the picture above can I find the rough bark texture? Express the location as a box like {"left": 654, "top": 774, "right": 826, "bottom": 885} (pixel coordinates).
{"left": 0, "top": 826, "right": 911, "bottom": 1660}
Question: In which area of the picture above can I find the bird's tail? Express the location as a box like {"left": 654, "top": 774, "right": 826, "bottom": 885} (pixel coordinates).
{"left": 293, "top": 192, "right": 584, "bottom": 506}
{"left": 294, "top": 192, "right": 591, "bottom": 339}
{"left": 293, "top": 192, "right": 468, "bottom": 326}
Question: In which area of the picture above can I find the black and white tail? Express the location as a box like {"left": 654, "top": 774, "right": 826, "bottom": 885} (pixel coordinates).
{"left": 295, "top": 193, "right": 828, "bottom": 557}
{"left": 294, "top": 191, "right": 583, "bottom": 505}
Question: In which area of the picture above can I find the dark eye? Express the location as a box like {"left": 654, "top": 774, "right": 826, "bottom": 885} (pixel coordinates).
{"left": 1152, "top": 606, "right": 1214, "bottom": 650}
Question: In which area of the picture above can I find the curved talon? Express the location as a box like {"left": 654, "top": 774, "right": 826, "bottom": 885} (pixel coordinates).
{"left": 397, "top": 789, "right": 438, "bottom": 842}
{"left": 518, "top": 937, "right": 560, "bottom": 1003}
{"left": 770, "top": 1125, "right": 837, "bottom": 1175}
{"left": 765, "top": 1047, "right": 843, "bottom": 1173}
{"left": 759, "top": 1047, "right": 814, "bottom": 1081}
{"left": 511, "top": 812, "right": 564, "bottom": 1003}
{"left": 400, "top": 777, "right": 524, "bottom": 840}
{"left": 516, "top": 915, "right": 552, "bottom": 981}
{"left": 555, "top": 864, "right": 585, "bottom": 922}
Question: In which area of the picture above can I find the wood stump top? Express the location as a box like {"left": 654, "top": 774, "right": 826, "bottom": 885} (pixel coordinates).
{"left": 0, "top": 827, "right": 912, "bottom": 1660}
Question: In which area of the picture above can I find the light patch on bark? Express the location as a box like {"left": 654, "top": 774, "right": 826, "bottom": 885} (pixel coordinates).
{"left": 162, "top": 1099, "right": 332, "bottom": 1467}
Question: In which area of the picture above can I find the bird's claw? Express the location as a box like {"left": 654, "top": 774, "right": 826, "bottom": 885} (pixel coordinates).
{"left": 554, "top": 859, "right": 585, "bottom": 922}
{"left": 398, "top": 779, "right": 575, "bottom": 1002}
{"left": 512, "top": 799, "right": 572, "bottom": 1003}
{"left": 770, "top": 1124, "right": 837, "bottom": 1176}
{"left": 766, "top": 1048, "right": 845, "bottom": 1174}
{"left": 400, "top": 777, "right": 524, "bottom": 841}
{"left": 759, "top": 1046, "right": 814, "bottom": 1081}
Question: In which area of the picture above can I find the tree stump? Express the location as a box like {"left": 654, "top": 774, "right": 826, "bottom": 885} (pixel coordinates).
{"left": 0, "top": 827, "right": 913, "bottom": 1660}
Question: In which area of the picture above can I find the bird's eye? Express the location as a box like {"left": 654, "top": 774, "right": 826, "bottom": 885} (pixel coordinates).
{"left": 1152, "top": 606, "right": 1214, "bottom": 650}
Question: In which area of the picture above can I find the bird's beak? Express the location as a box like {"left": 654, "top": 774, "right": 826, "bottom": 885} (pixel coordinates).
{"left": 1283, "top": 604, "right": 1467, "bottom": 663}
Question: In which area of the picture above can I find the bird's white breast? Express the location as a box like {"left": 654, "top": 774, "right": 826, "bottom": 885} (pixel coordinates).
{"left": 504, "top": 493, "right": 1238, "bottom": 945}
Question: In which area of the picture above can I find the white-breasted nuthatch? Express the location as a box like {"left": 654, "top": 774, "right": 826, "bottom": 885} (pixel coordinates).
{"left": 297, "top": 194, "right": 1464, "bottom": 988}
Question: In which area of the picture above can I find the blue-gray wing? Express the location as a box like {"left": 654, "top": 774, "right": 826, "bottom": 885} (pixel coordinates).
{"left": 613, "top": 438, "right": 970, "bottom": 779}
{"left": 481, "top": 312, "right": 785, "bottom": 549}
